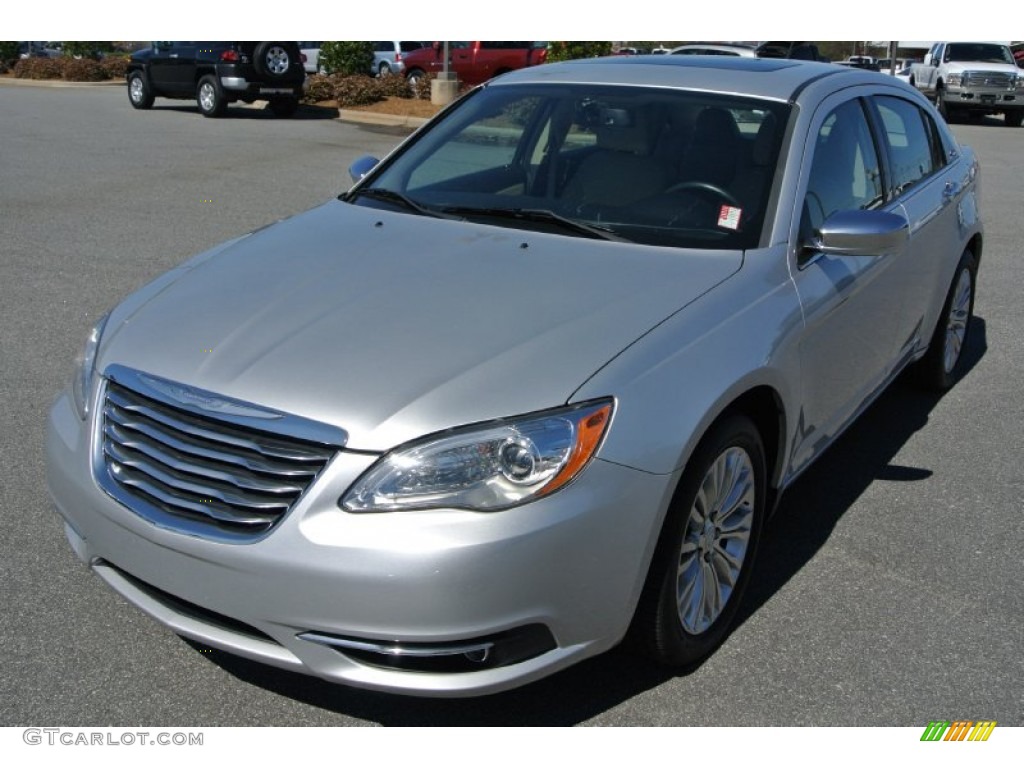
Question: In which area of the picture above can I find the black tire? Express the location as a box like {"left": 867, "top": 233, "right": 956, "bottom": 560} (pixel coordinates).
{"left": 407, "top": 68, "right": 426, "bottom": 86}
{"left": 253, "top": 42, "right": 292, "bottom": 80}
{"left": 268, "top": 96, "right": 299, "bottom": 118}
{"left": 933, "top": 85, "right": 948, "bottom": 121}
{"left": 378, "top": 61, "right": 391, "bottom": 76}
{"left": 1006, "top": 109, "right": 1024, "bottom": 127}
{"left": 630, "top": 413, "right": 766, "bottom": 667}
{"left": 127, "top": 70, "right": 154, "bottom": 110}
{"left": 196, "top": 74, "right": 226, "bottom": 118}
{"left": 915, "top": 250, "right": 977, "bottom": 391}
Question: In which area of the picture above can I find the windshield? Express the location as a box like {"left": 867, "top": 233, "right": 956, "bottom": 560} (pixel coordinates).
{"left": 352, "top": 84, "right": 790, "bottom": 249}
{"left": 944, "top": 43, "right": 1015, "bottom": 65}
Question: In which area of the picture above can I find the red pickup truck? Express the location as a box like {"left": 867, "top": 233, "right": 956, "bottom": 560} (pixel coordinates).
{"left": 402, "top": 41, "right": 548, "bottom": 86}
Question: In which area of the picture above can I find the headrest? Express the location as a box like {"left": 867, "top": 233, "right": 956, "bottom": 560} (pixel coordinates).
{"left": 595, "top": 109, "right": 654, "bottom": 155}
{"left": 752, "top": 113, "right": 779, "bottom": 167}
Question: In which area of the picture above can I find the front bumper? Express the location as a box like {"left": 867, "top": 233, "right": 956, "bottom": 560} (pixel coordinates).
{"left": 945, "top": 86, "right": 1019, "bottom": 110}
{"left": 46, "top": 387, "right": 675, "bottom": 697}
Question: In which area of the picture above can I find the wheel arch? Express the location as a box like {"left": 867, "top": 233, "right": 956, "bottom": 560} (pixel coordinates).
{"left": 194, "top": 66, "right": 218, "bottom": 85}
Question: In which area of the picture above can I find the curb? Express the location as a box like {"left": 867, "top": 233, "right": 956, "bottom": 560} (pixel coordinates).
{"left": 337, "top": 109, "right": 430, "bottom": 129}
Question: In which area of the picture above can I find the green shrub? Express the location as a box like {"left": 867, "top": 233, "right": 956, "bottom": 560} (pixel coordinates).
{"left": 101, "top": 55, "right": 130, "bottom": 79}
{"left": 13, "top": 57, "right": 64, "bottom": 79}
{"left": 319, "top": 41, "right": 374, "bottom": 76}
{"left": 0, "top": 40, "right": 19, "bottom": 66}
{"left": 334, "top": 75, "right": 384, "bottom": 107}
{"left": 61, "top": 41, "right": 114, "bottom": 59}
{"left": 376, "top": 72, "right": 412, "bottom": 98}
{"left": 546, "top": 42, "right": 613, "bottom": 62}
{"left": 61, "top": 57, "right": 107, "bottom": 81}
{"left": 302, "top": 73, "right": 344, "bottom": 103}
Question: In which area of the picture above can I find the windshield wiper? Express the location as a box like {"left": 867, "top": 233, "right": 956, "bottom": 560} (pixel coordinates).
{"left": 345, "top": 188, "right": 461, "bottom": 220}
{"left": 439, "top": 206, "right": 629, "bottom": 242}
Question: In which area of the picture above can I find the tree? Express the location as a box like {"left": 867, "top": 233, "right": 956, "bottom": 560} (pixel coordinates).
{"left": 318, "top": 41, "right": 374, "bottom": 76}
{"left": 61, "top": 42, "right": 115, "bottom": 59}
{"left": 0, "top": 41, "right": 19, "bottom": 65}
{"left": 547, "top": 42, "right": 613, "bottom": 62}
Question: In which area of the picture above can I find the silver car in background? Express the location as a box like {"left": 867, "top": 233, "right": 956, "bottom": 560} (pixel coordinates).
{"left": 47, "top": 57, "right": 982, "bottom": 697}
{"left": 371, "top": 40, "right": 426, "bottom": 76}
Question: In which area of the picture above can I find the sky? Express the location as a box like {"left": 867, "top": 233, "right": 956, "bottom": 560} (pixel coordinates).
{"left": 4, "top": 3, "right": 1008, "bottom": 43}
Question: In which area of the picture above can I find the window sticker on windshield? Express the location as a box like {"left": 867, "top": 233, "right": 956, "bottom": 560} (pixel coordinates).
{"left": 718, "top": 205, "right": 742, "bottom": 230}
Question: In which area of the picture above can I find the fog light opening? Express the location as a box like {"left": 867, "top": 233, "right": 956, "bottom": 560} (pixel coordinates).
{"left": 299, "top": 623, "right": 555, "bottom": 673}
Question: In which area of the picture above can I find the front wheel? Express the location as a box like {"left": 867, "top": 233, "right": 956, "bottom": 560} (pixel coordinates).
{"left": 127, "top": 70, "right": 154, "bottom": 110}
{"left": 933, "top": 86, "right": 948, "bottom": 120}
{"left": 406, "top": 68, "right": 426, "bottom": 86}
{"left": 915, "top": 250, "right": 976, "bottom": 391}
{"left": 196, "top": 75, "right": 226, "bottom": 118}
{"left": 631, "top": 413, "right": 766, "bottom": 667}
{"left": 378, "top": 62, "right": 391, "bottom": 76}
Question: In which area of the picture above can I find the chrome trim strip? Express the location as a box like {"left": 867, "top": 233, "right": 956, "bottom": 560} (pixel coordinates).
{"left": 299, "top": 631, "right": 495, "bottom": 659}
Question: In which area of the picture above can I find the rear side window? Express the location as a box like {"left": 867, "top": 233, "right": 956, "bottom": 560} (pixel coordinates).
{"left": 873, "top": 96, "right": 943, "bottom": 196}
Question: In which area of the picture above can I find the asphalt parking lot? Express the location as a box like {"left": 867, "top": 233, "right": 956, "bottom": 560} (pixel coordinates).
{"left": 1, "top": 82, "right": 1021, "bottom": 727}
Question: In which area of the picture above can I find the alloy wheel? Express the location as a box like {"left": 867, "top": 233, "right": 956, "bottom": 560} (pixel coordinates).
{"left": 944, "top": 267, "right": 972, "bottom": 373}
{"left": 676, "top": 446, "right": 755, "bottom": 635}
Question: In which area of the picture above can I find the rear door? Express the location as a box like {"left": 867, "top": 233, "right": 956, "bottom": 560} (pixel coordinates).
{"left": 869, "top": 93, "right": 967, "bottom": 361}
{"left": 162, "top": 41, "right": 198, "bottom": 95}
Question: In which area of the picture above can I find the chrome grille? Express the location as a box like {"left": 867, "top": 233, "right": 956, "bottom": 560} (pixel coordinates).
{"left": 962, "top": 71, "right": 1015, "bottom": 89}
{"left": 99, "top": 374, "right": 339, "bottom": 542}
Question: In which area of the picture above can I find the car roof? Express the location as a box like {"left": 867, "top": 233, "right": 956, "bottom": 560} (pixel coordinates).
{"left": 670, "top": 44, "right": 757, "bottom": 56}
{"left": 494, "top": 56, "right": 886, "bottom": 103}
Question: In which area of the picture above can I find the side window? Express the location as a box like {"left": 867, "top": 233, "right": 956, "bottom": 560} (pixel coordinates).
{"left": 874, "top": 96, "right": 941, "bottom": 195}
{"left": 801, "top": 99, "right": 883, "bottom": 242}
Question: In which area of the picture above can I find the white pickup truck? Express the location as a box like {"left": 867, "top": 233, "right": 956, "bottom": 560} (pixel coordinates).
{"left": 911, "top": 41, "right": 1023, "bottom": 126}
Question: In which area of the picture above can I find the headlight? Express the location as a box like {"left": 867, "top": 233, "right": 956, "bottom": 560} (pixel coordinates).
{"left": 341, "top": 399, "right": 613, "bottom": 512}
{"left": 71, "top": 314, "right": 108, "bottom": 419}
{"left": 946, "top": 73, "right": 961, "bottom": 87}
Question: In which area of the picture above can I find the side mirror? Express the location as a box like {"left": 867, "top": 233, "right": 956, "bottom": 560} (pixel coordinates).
{"left": 348, "top": 155, "right": 379, "bottom": 184}
{"left": 804, "top": 209, "right": 908, "bottom": 258}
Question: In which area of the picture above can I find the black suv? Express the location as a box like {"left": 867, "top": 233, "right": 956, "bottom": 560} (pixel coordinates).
{"left": 127, "top": 42, "right": 305, "bottom": 118}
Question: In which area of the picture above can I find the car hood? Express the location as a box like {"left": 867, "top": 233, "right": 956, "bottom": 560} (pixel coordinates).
{"left": 98, "top": 200, "right": 741, "bottom": 451}
{"left": 942, "top": 61, "right": 1019, "bottom": 73}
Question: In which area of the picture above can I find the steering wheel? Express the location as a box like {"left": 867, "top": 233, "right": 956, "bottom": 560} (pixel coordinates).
{"left": 664, "top": 180, "right": 741, "bottom": 208}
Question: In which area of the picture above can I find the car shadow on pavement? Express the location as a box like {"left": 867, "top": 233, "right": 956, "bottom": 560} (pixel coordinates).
{"left": 151, "top": 103, "right": 339, "bottom": 120}
{"left": 188, "top": 317, "right": 987, "bottom": 725}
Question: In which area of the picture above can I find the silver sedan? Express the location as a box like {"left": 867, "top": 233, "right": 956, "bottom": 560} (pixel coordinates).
{"left": 47, "top": 56, "right": 982, "bottom": 696}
